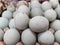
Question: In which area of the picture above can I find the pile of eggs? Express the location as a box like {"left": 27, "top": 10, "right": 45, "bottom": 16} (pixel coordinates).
{"left": 0, "top": 0, "right": 60, "bottom": 45}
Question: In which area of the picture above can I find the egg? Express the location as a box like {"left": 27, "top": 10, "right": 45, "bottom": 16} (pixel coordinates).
{"left": 0, "top": 17, "right": 9, "bottom": 29}
{"left": 21, "top": 29, "right": 36, "bottom": 45}
{"left": 16, "top": 42, "right": 23, "bottom": 45}
{"left": 44, "top": 9, "right": 57, "bottom": 22}
{"left": 50, "top": 20, "right": 60, "bottom": 31}
{"left": 0, "top": 41, "right": 5, "bottom": 45}
{"left": 14, "top": 13, "right": 29, "bottom": 30}
{"left": 2, "top": 10, "right": 13, "bottom": 20}
{"left": 55, "top": 30, "right": 60, "bottom": 43}
{"left": 4, "top": 29, "right": 20, "bottom": 45}
{"left": 31, "top": 8, "right": 43, "bottom": 17}
{"left": 17, "top": 5, "right": 30, "bottom": 16}
{"left": 9, "top": 19, "right": 16, "bottom": 29}
{"left": 42, "top": 1, "right": 52, "bottom": 11}
{"left": 55, "top": 5, "right": 60, "bottom": 19}
{"left": 50, "top": 0, "right": 59, "bottom": 8}
{"left": 38, "top": 31, "right": 54, "bottom": 45}
{"left": 7, "top": 4, "right": 16, "bottom": 12}
{"left": 0, "top": 29, "right": 4, "bottom": 41}
{"left": 29, "top": 16, "right": 49, "bottom": 32}
{"left": 30, "top": 1, "right": 41, "bottom": 9}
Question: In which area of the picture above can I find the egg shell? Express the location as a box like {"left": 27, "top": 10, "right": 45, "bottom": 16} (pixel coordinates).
{"left": 55, "top": 30, "right": 60, "bottom": 43}
{"left": 0, "top": 29, "right": 4, "bottom": 41}
{"left": 4, "top": 29, "right": 20, "bottom": 45}
{"left": 55, "top": 6, "right": 60, "bottom": 19}
{"left": 7, "top": 4, "right": 16, "bottom": 12}
{"left": 0, "top": 17, "right": 9, "bottom": 29}
{"left": 9, "top": 19, "right": 16, "bottom": 29}
{"left": 50, "top": 20, "right": 60, "bottom": 31}
{"left": 38, "top": 31, "right": 54, "bottom": 45}
{"left": 44, "top": 9, "right": 57, "bottom": 22}
{"left": 2, "top": 10, "right": 13, "bottom": 20}
{"left": 17, "top": 5, "right": 30, "bottom": 16}
{"left": 21, "top": 29, "right": 36, "bottom": 45}
{"left": 29, "top": 16, "right": 49, "bottom": 32}
{"left": 14, "top": 13, "right": 29, "bottom": 30}
{"left": 42, "top": 1, "right": 52, "bottom": 11}
{"left": 50, "top": 0, "right": 59, "bottom": 8}
{"left": 31, "top": 8, "right": 43, "bottom": 17}
{"left": 30, "top": 1, "right": 41, "bottom": 9}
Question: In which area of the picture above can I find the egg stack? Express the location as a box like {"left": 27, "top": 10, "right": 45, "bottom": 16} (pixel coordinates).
{"left": 0, "top": 0, "right": 60, "bottom": 45}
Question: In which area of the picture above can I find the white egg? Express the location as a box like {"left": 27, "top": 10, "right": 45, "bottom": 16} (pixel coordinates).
{"left": 31, "top": 8, "right": 42, "bottom": 17}
{"left": 0, "top": 29, "right": 4, "bottom": 41}
{"left": 2, "top": 10, "right": 13, "bottom": 20}
{"left": 21, "top": 29, "right": 36, "bottom": 45}
{"left": 7, "top": 5, "right": 16, "bottom": 12}
{"left": 55, "top": 6, "right": 60, "bottom": 19}
{"left": 42, "top": 1, "right": 52, "bottom": 11}
{"left": 9, "top": 19, "right": 16, "bottom": 29}
{"left": 31, "top": 8, "right": 43, "bottom": 17}
{"left": 50, "top": 0, "right": 59, "bottom": 8}
{"left": 29, "top": 16, "right": 49, "bottom": 32}
{"left": 50, "top": 20, "right": 60, "bottom": 31}
{"left": 0, "top": 17, "right": 9, "bottom": 29}
{"left": 44, "top": 9, "right": 57, "bottom": 22}
{"left": 30, "top": 1, "right": 41, "bottom": 9}
{"left": 4, "top": 29, "right": 20, "bottom": 45}
{"left": 17, "top": 5, "right": 30, "bottom": 16}
{"left": 55, "top": 30, "right": 60, "bottom": 43}
{"left": 38, "top": 31, "right": 54, "bottom": 45}
{"left": 14, "top": 13, "right": 29, "bottom": 30}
